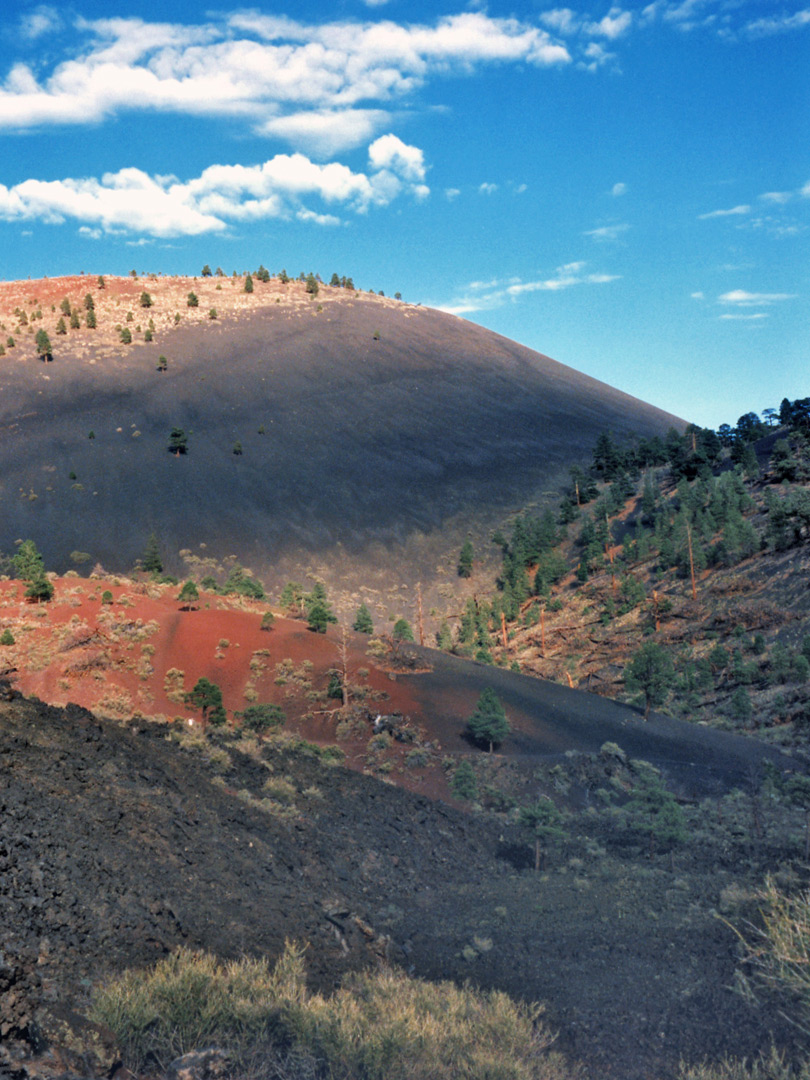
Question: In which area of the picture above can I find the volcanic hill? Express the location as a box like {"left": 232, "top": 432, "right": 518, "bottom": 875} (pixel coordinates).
{"left": 0, "top": 273, "right": 682, "bottom": 616}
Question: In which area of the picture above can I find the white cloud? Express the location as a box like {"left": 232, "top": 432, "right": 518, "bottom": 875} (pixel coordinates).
{"left": 540, "top": 9, "right": 581, "bottom": 34}
{"left": 611, "top": 182, "right": 627, "bottom": 196}
{"left": 579, "top": 42, "right": 618, "bottom": 69}
{"left": 743, "top": 9, "right": 810, "bottom": 36}
{"left": 760, "top": 190, "right": 792, "bottom": 204}
{"left": 0, "top": 11, "right": 570, "bottom": 147}
{"left": 0, "top": 138, "right": 430, "bottom": 237}
{"left": 584, "top": 223, "right": 630, "bottom": 242}
{"left": 641, "top": 0, "right": 717, "bottom": 31}
{"left": 719, "top": 313, "right": 769, "bottom": 320}
{"left": 691, "top": 291, "right": 704, "bottom": 299}
{"left": 257, "top": 109, "right": 391, "bottom": 156}
{"left": 438, "top": 262, "right": 619, "bottom": 313}
{"left": 718, "top": 289, "right": 796, "bottom": 306}
{"left": 19, "top": 5, "right": 62, "bottom": 41}
{"left": 445, "top": 187, "right": 461, "bottom": 200}
{"left": 585, "top": 8, "right": 633, "bottom": 39}
{"left": 368, "top": 134, "right": 426, "bottom": 182}
{"left": 478, "top": 182, "right": 498, "bottom": 195}
{"left": 698, "top": 204, "right": 751, "bottom": 219}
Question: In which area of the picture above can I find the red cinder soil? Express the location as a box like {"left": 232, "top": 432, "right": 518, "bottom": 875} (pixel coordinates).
{"left": 0, "top": 575, "right": 453, "bottom": 799}
{"left": 0, "top": 574, "right": 793, "bottom": 803}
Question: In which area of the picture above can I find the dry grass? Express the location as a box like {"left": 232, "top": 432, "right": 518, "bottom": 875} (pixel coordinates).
{"left": 90, "top": 943, "right": 578, "bottom": 1079}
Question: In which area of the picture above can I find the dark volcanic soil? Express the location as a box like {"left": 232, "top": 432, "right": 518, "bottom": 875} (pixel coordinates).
{"left": 0, "top": 276, "right": 683, "bottom": 617}
{"left": 0, "top": 691, "right": 800, "bottom": 1079}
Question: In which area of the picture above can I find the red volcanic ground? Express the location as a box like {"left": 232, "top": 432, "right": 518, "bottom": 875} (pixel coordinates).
{"left": 0, "top": 575, "right": 788, "bottom": 802}
{"left": 0, "top": 575, "right": 452, "bottom": 797}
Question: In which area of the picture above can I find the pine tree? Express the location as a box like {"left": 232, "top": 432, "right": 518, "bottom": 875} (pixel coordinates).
{"left": 237, "top": 703, "right": 284, "bottom": 738}
{"left": 178, "top": 580, "right": 199, "bottom": 608}
{"left": 244, "top": 274, "right": 254, "bottom": 294}
{"left": 625, "top": 642, "right": 675, "bottom": 718}
{"left": 35, "top": 328, "right": 53, "bottom": 360}
{"left": 458, "top": 540, "right": 474, "bottom": 578}
{"left": 141, "top": 533, "right": 163, "bottom": 574}
{"left": 13, "top": 540, "right": 44, "bottom": 581}
{"left": 168, "top": 427, "right": 188, "bottom": 454}
{"left": 392, "top": 618, "right": 414, "bottom": 642}
{"left": 353, "top": 603, "right": 374, "bottom": 634}
{"left": 466, "top": 688, "right": 510, "bottom": 752}
{"left": 519, "top": 798, "right": 567, "bottom": 870}
{"left": 184, "top": 677, "right": 225, "bottom": 726}
{"left": 307, "top": 596, "right": 337, "bottom": 633}
{"left": 25, "top": 576, "right": 54, "bottom": 603}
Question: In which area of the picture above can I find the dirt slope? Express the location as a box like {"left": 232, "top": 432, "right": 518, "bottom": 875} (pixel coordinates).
{"left": 0, "top": 691, "right": 800, "bottom": 1080}
{"left": 0, "top": 275, "right": 683, "bottom": 614}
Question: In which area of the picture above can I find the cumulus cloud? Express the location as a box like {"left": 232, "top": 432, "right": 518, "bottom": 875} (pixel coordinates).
{"left": 579, "top": 41, "right": 618, "bottom": 69}
{"left": 584, "top": 8, "right": 633, "bottom": 38}
{"left": 258, "top": 109, "right": 392, "bottom": 156}
{"left": 478, "top": 182, "right": 498, "bottom": 195}
{"left": 0, "top": 138, "right": 430, "bottom": 237}
{"left": 611, "top": 181, "right": 627, "bottom": 196}
{"left": 540, "top": 9, "right": 581, "bottom": 34}
{"left": 0, "top": 11, "right": 570, "bottom": 148}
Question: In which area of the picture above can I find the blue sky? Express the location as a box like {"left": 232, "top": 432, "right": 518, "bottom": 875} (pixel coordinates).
{"left": 1, "top": 1, "right": 807, "bottom": 429}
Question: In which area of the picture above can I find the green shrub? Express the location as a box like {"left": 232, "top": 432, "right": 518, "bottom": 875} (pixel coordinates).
{"left": 451, "top": 760, "right": 478, "bottom": 799}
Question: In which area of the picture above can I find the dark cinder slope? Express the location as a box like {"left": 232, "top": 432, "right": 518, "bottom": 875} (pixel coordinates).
{"left": 0, "top": 694, "right": 795, "bottom": 1080}
{"left": 0, "top": 293, "right": 682, "bottom": 586}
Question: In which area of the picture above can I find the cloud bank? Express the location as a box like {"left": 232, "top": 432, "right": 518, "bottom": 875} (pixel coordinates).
{"left": 0, "top": 136, "right": 429, "bottom": 237}
{"left": 1, "top": 11, "right": 571, "bottom": 152}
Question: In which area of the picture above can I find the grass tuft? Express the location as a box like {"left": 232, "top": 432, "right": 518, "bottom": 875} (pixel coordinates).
{"left": 91, "top": 942, "right": 577, "bottom": 1079}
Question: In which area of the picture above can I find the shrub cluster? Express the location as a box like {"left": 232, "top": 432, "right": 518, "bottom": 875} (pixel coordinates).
{"left": 91, "top": 942, "right": 574, "bottom": 1079}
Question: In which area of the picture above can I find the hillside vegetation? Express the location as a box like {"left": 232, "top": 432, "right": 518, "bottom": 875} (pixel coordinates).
{"left": 432, "top": 399, "right": 810, "bottom": 752}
